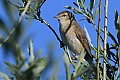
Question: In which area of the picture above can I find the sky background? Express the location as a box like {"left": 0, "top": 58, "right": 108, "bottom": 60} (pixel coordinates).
{"left": 0, "top": 0, "right": 120, "bottom": 80}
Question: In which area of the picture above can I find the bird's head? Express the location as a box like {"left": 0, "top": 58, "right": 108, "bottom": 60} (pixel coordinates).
{"left": 54, "top": 11, "right": 75, "bottom": 22}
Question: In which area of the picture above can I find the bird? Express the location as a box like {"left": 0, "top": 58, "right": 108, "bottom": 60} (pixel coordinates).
{"left": 54, "top": 11, "right": 96, "bottom": 73}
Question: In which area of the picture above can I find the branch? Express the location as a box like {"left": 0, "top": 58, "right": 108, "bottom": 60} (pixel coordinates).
{"left": 0, "top": 0, "right": 32, "bottom": 47}
{"left": 33, "top": 12, "right": 63, "bottom": 45}
{"left": 97, "top": 0, "right": 102, "bottom": 80}
{"left": 103, "top": 0, "right": 108, "bottom": 80}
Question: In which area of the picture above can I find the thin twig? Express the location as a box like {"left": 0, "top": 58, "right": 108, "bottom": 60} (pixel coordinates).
{"left": 63, "top": 47, "right": 75, "bottom": 68}
{"left": 37, "top": 17, "right": 62, "bottom": 43}
{"left": 103, "top": 0, "right": 108, "bottom": 80}
{"left": 97, "top": 0, "right": 102, "bottom": 80}
{"left": 65, "top": 6, "right": 97, "bottom": 28}
{"left": 0, "top": 0, "right": 32, "bottom": 47}
{"left": 33, "top": 12, "right": 62, "bottom": 43}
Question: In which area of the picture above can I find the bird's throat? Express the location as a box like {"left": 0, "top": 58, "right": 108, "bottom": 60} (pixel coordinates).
{"left": 59, "top": 20, "right": 72, "bottom": 33}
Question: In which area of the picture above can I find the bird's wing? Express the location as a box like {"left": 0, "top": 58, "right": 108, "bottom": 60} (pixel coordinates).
{"left": 73, "top": 22, "right": 90, "bottom": 53}
{"left": 73, "top": 21, "right": 97, "bottom": 74}
{"left": 73, "top": 21, "right": 93, "bottom": 60}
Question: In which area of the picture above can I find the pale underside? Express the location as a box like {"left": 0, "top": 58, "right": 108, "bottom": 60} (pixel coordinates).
{"left": 59, "top": 20, "right": 85, "bottom": 55}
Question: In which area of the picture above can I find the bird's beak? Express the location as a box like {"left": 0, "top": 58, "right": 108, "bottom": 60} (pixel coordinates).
{"left": 54, "top": 15, "right": 59, "bottom": 18}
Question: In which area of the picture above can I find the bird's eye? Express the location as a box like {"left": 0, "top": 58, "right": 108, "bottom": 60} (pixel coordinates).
{"left": 62, "top": 14, "right": 66, "bottom": 17}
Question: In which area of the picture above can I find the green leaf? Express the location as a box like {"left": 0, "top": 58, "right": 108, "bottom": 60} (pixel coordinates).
{"left": 31, "top": 0, "right": 46, "bottom": 11}
{"left": 4, "top": 61, "right": 18, "bottom": 69}
{"left": 118, "top": 45, "right": 120, "bottom": 68}
{"left": 0, "top": 18, "right": 9, "bottom": 34}
{"left": 73, "top": 49, "right": 86, "bottom": 78}
{"left": 84, "top": 26, "right": 94, "bottom": 48}
{"left": 17, "top": 7, "right": 25, "bottom": 11}
{"left": 65, "top": 6, "right": 83, "bottom": 14}
{"left": 63, "top": 53, "right": 71, "bottom": 80}
{"left": 4, "top": 61, "right": 22, "bottom": 79}
{"left": 108, "top": 31, "right": 118, "bottom": 45}
{"left": 101, "top": 29, "right": 118, "bottom": 46}
{"left": 115, "top": 10, "right": 120, "bottom": 44}
{"left": 37, "top": 0, "right": 46, "bottom": 9}
{"left": 23, "top": 58, "right": 47, "bottom": 79}
{"left": 76, "top": 62, "right": 86, "bottom": 76}
{"left": 28, "top": 39, "right": 34, "bottom": 64}
{"left": 115, "top": 10, "right": 118, "bottom": 24}
{"left": 84, "top": 69, "right": 93, "bottom": 79}
{"left": 77, "top": 66, "right": 91, "bottom": 77}
{"left": 65, "top": 6, "right": 72, "bottom": 9}
{"left": 73, "top": 2, "right": 79, "bottom": 7}
{"left": 0, "top": 72, "right": 10, "bottom": 80}
{"left": 93, "top": 8, "right": 98, "bottom": 20}
{"left": 33, "top": 58, "right": 47, "bottom": 75}
{"left": 90, "top": 0, "right": 94, "bottom": 12}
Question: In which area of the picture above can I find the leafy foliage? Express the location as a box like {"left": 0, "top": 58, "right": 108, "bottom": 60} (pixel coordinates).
{"left": 0, "top": 0, "right": 120, "bottom": 80}
{"left": 65, "top": 0, "right": 120, "bottom": 79}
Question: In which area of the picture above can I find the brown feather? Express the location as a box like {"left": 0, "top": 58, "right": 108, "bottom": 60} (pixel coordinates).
{"left": 72, "top": 21, "right": 93, "bottom": 61}
{"left": 72, "top": 21, "right": 97, "bottom": 74}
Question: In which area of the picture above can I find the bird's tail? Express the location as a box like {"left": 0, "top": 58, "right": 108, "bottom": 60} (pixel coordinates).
{"left": 85, "top": 54, "right": 97, "bottom": 75}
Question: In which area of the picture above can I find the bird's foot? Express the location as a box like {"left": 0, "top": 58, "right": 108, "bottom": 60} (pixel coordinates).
{"left": 60, "top": 41, "right": 64, "bottom": 48}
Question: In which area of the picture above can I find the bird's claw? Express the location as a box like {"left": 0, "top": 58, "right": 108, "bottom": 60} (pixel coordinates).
{"left": 60, "top": 41, "right": 64, "bottom": 48}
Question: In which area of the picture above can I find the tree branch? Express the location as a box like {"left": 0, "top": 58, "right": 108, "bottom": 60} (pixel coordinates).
{"left": 103, "top": 0, "right": 108, "bottom": 80}
{"left": 97, "top": 0, "right": 102, "bottom": 80}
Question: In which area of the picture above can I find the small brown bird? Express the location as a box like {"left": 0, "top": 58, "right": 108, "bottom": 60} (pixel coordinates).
{"left": 54, "top": 11, "right": 96, "bottom": 72}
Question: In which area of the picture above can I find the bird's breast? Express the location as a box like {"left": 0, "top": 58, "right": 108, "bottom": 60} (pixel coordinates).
{"left": 60, "top": 26, "right": 84, "bottom": 54}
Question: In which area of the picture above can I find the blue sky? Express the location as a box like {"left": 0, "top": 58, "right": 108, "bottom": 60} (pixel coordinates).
{"left": 0, "top": 0, "right": 120, "bottom": 80}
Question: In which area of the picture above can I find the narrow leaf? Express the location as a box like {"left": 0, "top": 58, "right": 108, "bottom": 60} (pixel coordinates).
{"left": 93, "top": 8, "right": 99, "bottom": 20}
{"left": 73, "top": 49, "right": 86, "bottom": 78}
{"left": 4, "top": 61, "right": 18, "bottom": 69}
{"left": 33, "top": 58, "right": 47, "bottom": 75}
{"left": 90, "top": 0, "right": 94, "bottom": 12}
{"left": 114, "top": 10, "right": 120, "bottom": 44}
{"left": 73, "top": 2, "right": 79, "bottom": 7}
{"left": 108, "top": 31, "right": 118, "bottom": 45}
{"left": 63, "top": 52, "right": 71, "bottom": 80}
{"left": 4, "top": 61, "right": 21, "bottom": 76}
{"left": 115, "top": 10, "right": 118, "bottom": 24}
{"left": 0, "top": 72, "right": 10, "bottom": 80}
{"left": 0, "top": 18, "right": 9, "bottom": 34}
{"left": 84, "top": 26, "right": 94, "bottom": 48}
{"left": 101, "top": 29, "right": 118, "bottom": 46}
{"left": 28, "top": 39, "right": 34, "bottom": 64}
